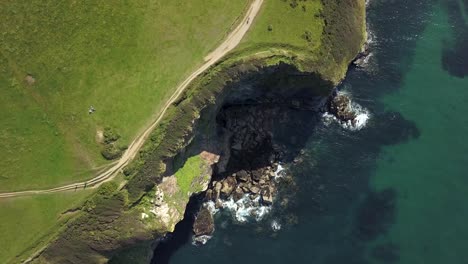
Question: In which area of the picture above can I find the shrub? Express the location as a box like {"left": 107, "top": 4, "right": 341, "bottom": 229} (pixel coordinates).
{"left": 103, "top": 127, "right": 121, "bottom": 144}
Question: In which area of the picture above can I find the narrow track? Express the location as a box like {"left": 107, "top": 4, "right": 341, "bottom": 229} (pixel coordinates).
{"left": 0, "top": 0, "right": 264, "bottom": 199}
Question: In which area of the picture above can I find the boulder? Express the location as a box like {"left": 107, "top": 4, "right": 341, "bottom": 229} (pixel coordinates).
{"left": 193, "top": 207, "right": 215, "bottom": 237}
{"left": 220, "top": 176, "right": 236, "bottom": 197}
{"left": 251, "top": 170, "right": 262, "bottom": 181}
{"left": 236, "top": 170, "right": 251, "bottom": 182}
{"left": 214, "top": 181, "right": 222, "bottom": 193}
{"left": 249, "top": 186, "right": 260, "bottom": 194}
{"left": 261, "top": 187, "right": 273, "bottom": 205}
{"left": 232, "top": 187, "right": 245, "bottom": 201}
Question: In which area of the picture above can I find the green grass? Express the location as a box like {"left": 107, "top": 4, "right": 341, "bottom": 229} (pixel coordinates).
{"left": 0, "top": 0, "right": 249, "bottom": 191}
{"left": 240, "top": 0, "right": 324, "bottom": 52}
{"left": 0, "top": 190, "right": 93, "bottom": 264}
{"left": 174, "top": 155, "right": 204, "bottom": 195}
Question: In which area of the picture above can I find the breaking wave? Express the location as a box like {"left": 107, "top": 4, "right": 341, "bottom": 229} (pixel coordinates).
{"left": 322, "top": 93, "right": 371, "bottom": 131}
{"left": 221, "top": 195, "right": 271, "bottom": 223}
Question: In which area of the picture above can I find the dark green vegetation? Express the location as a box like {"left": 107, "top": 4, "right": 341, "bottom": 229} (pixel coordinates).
{"left": 100, "top": 127, "right": 126, "bottom": 160}
{"left": 28, "top": 1, "right": 367, "bottom": 263}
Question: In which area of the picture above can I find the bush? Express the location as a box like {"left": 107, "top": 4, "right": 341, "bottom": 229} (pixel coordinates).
{"left": 101, "top": 144, "right": 124, "bottom": 160}
{"left": 103, "top": 127, "right": 121, "bottom": 144}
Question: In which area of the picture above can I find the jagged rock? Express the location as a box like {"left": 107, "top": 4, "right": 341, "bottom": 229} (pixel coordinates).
{"left": 232, "top": 187, "right": 245, "bottom": 201}
{"left": 251, "top": 170, "right": 262, "bottom": 181}
{"left": 353, "top": 43, "right": 370, "bottom": 67}
{"left": 205, "top": 189, "right": 213, "bottom": 201}
{"left": 220, "top": 176, "right": 237, "bottom": 197}
{"left": 214, "top": 181, "right": 222, "bottom": 193}
{"left": 154, "top": 188, "right": 164, "bottom": 206}
{"left": 236, "top": 170, "right": 251, "bottom": 182}
{"left": 193, "top": 207, "right": 215, "bottom": 237}
{"left": 328, "top": 94, "right": 356, "bottom": 121}
{"left": 261, "top": 187, "right": 273, "bottom": 205}
{"left": 249, "top": 186, "right": 260, "bottom": 194}
{"left": 231, "top": 141, "right": 242, "bottom": 150}
{"left": 269, "top": 171, "right": 275, "bottom": 177}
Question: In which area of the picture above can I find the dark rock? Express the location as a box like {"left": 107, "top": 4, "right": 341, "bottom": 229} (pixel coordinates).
{"left": 205, "top": 189, "right": 213, "bottom": 201}
{"left": 251, "top": 170, "right": 262, "bottom": 181}
{"left": 328, "top": 94, "right": 356, "bottom": 121}
{"left": 236, "top": 170, "right": 251, "bottom": 182}
{"left": 193, "top": 207, "right": 215, "bottom": 237}
{"left": 261, "top": 187, "right": 273, "bottom": 205}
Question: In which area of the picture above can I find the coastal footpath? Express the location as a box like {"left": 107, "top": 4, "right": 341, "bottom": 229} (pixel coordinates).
{"left": 30, "top": 1, "right": 367, "bottom": 263}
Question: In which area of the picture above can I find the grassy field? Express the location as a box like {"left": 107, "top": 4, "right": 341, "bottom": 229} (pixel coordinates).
{"left": 0, "top": 0, "right": 249, "bottom": 192}
{"left": 236, "top": 0, "right": 365, "bottom": 82}
{"left": 240, "top": 0, "right": 324, "bottom": 52}
{"left": 0, "top": 190, "right": 93, "bottom": 263}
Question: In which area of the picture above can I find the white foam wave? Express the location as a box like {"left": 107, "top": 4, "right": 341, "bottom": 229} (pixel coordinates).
{"left": 322, "top": 95, "right": 370, "bottom": 131}
{"left": 220, "top": 195, "right": 271, "bottom": 223}
{"left": 274, "top": 163, "right": 286, "bottom": 180}
{"left": 192, "top": 235, "right": 212, "bottom": 245}
{"left": 271, "top": 220, "right": 282, "bottom": 232}
{"left": 203, "top": 200, "right": 219, "bottom": 215}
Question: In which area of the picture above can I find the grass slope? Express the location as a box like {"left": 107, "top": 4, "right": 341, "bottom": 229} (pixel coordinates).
{"left": 0, "top": 191, "right": 93, "bottom": 263}
{"left": 240, "top": 0, "right": 324, "bottom": 52}
{"left": 174, "top": 155, "right": 204, "bottom": 195}
{"left": 236, "top": 0, "right": 366, "bottom": 82}
{"left": 0, "top": 0, "right": 249, "bottom": 191}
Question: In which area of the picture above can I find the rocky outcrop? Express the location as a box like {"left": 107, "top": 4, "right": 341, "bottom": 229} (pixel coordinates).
{"left": 327, "top": 93, "right": 357, "bottom": 122}
{"left": 193, "top": 207, "right": 215, "bottom": 238}
{"left": 207, "top": 164, "right": 280, "bottom": 208}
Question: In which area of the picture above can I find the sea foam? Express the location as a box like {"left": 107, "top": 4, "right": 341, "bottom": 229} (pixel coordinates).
{"left": 322, "top": 92, "right": 370, "bottom": 131}
{"left": 221, "top": 195, "right": 271, "bottom": 223}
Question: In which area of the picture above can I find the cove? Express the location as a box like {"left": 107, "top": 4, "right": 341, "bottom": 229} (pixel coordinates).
{"left": 152, "top": 1, "right": 468, "bottom": 263}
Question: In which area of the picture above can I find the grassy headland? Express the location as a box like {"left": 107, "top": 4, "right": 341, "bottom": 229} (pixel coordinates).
{"left": 1, "top": 0, "right": 367, "bottom": 263}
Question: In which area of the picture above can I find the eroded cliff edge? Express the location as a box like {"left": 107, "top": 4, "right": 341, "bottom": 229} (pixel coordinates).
{"left": 32, "top": 1, "right": 367, "bottom": 263}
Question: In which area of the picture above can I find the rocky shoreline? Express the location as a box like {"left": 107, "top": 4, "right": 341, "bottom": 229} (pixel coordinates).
{"left": 190, "top": 89, "right": 367, "bottom": 244}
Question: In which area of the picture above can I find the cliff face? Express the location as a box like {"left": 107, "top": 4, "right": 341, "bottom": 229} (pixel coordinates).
{"left": 33, "top": 1, "right": 367, "bottom": 263}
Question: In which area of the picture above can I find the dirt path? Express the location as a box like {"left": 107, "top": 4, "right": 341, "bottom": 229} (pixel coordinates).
{"left": 0, "top": 0, "right": 263, "bottom": 199}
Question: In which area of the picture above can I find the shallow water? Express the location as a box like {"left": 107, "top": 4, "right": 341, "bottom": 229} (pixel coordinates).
{"left": 153, "top": 1, "right": 468, "bottom": 263}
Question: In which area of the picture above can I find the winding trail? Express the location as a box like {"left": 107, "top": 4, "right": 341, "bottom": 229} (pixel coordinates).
{"left": 0, "top": 0, "right": 263, "bottom": 199}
